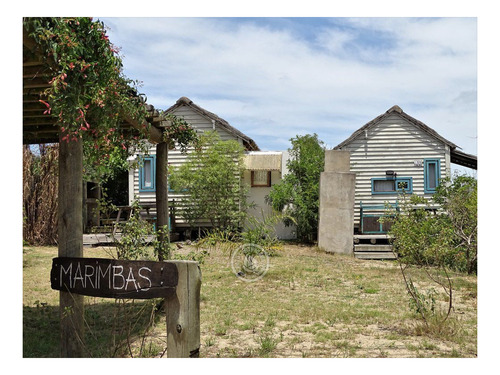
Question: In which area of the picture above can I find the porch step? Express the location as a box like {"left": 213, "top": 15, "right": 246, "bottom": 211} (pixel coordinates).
{"left": 353, "top": 234, "right": 391, "bottom": 240}
{"left": 354, "top": 244, "right": 396, "bottom": 260}
{"left": 355, "top": 244, "right": 392, "bottom": 252}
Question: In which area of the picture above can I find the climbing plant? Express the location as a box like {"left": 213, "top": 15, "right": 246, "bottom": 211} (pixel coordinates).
{"left": 24, "top": 17, "right": 198, "bottom": 183}
{"left": 24, "top": 17, "right": 149, "bottom": 182}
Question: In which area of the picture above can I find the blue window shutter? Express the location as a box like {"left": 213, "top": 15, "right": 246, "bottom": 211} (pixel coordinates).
{"left": 139, "top": 155, "right": 156, "bottom": 192}
{"left": 424, "top": 159, "right": 440, "bottom": 193}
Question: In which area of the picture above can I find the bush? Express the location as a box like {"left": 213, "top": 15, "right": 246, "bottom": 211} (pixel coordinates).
{"left": 267, "top": 134, "right": 325, "bottom": 243}
{"left": 169, "top": 131, "right": 248, "bottom": 232}
{"left": 434, "top": 175, "right": 477, "bottom": 274}
{"left": 383, "top": 173, "right": 477, "bottom": 327}
{"left": 387, "top": 174, "right": 477, "bottom": 274}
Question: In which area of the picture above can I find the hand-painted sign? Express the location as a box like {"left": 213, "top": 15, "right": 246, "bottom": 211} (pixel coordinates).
{"left": 50, "top": 257, "right": 178, "bottom": 299}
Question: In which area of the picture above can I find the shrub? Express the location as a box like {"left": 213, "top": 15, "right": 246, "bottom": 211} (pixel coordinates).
{"left": 383, "top": 174, "right": 477, "bottom": 327}
{"left": 434, "top": 175, "right": 477, "bottom": 274}
{"left": 169, "top": 131, "right": 248, "bottom": 232}
{"left": 267, "top": 134, "right": 325, "bottom": 243}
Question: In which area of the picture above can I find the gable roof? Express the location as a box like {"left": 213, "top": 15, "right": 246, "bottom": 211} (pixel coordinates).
{"left": 165, "top": 97, "right": 260, "bottom": 151}
{"left": 334, "top": 105, "right": 459, "bottom": 150}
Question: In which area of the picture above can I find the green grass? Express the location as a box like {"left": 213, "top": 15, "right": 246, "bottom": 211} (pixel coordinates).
{"left": 23, "top": 243, "right": 477, "bottom": 358}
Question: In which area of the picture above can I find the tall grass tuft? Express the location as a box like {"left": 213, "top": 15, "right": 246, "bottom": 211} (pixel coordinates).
{"left": 23, "top": 144, "right": 59, "bottom": 245}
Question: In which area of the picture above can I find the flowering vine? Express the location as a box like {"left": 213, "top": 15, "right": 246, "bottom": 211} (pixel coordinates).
{"left": 161, "top": 113, "right": 200, "bottom": 153}
{"left": 24, "top": 17, "right": 198, "bottom": 183}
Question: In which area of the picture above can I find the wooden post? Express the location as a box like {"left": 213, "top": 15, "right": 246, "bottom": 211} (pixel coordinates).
{"left": 156, "top": 141, "right": 169, "bottom": 260}
{"left": 58, "top": 132, "right": 84, "bottom": 357}
{"left": 82, "top": 181, "right": 87, "bottom": 233}
{"left": 166, "top": 261, "right": 201, "bottom": 358}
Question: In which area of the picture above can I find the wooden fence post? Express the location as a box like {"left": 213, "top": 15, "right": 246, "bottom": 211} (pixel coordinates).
{"left": 166, "top": 260, "right": 201, "bottom": 358}
{"left": 58, "top": 132, "right": 84, "bottom": 357}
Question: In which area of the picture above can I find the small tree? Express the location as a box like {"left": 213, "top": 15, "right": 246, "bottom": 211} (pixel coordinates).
{"left": 169, "top": 131, "right": 248, "bottom": 232}
{"left": 385, "top": 194, "right": 455, "bottom": 325}
{"left": 267, "top": 134, "right": 325, "bottom": 242}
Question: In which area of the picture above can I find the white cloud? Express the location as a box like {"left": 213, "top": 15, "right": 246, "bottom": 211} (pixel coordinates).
{"left": 101, "top": 17, "right": 477, "bottom": 156}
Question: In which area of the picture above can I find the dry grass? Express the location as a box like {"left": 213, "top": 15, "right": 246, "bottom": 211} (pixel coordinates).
{"left": 23, "top": 145, "right": 59, "bottom": 245}
{"left": 23, "top": 243, "right": 477, "bottom": 358}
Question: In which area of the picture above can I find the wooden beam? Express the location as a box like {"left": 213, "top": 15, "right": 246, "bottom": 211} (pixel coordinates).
{"left": 24, "top": 135, "right": 60, "bottom": 145}
{"left": 124, "top": 114, "right": 163, "bottom": 144}
{"left": 58, "top": 131, "right": 84, "bottom": 357}
{"left": 166, "top": 261, "right": 201, "bottom": 358}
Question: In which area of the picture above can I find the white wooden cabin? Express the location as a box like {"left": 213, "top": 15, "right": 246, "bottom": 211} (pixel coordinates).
{"left": 334, "top": 105, "right": 477, "bottom": 235}
{"left": 128, "top": 97, "right": 295, "bottom": 239}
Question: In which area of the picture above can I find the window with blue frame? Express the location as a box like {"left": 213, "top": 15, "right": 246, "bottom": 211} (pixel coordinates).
{"left": 424, "top": 159, "right": 440, "bottom": 193}
{"left": 139, "top": 155, "right": 156, "bottom": 192}
{"left": 371, "top": 177, "right": 413, "bottom": 194}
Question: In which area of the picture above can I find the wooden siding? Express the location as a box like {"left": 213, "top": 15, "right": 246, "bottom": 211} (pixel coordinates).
{"left": 337, "top": 113, "right": 450, "bottom": 229}
{"left": 131, "top": 105, "right": 244, "bottom": 228}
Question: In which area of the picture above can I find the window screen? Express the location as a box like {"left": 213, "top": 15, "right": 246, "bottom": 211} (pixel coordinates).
{"left": 373, "top": 179, "right": 395, "bottom": 192}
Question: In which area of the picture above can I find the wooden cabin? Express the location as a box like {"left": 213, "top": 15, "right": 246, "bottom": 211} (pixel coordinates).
{"left": 129, "top": 97, "right": 295, "bottom": 239}
{"left": 334, "top": 105, "right": 477, "bottom": 236}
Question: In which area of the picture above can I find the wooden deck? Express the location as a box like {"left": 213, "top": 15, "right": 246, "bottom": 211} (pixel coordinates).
{"left": 83, "top": 233, "right": 155, "bottom": 246}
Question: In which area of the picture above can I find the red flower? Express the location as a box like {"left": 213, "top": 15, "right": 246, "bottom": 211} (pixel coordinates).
{"left": 39, "top": 100, "right": 51, "bottom": 115}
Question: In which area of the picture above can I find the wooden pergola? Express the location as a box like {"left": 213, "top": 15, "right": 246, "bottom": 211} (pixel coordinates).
{"left": 23, "top": 28, "right": 178, "bottom": 357}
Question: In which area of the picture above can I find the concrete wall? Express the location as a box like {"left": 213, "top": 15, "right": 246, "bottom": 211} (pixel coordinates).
{"left": 318, "top": 150, "right": 355, "bottom": 255}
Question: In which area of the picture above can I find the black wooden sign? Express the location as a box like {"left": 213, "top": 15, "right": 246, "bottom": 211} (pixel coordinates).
{"left": 51, "top": 257, "right": 178, "bottom": 299}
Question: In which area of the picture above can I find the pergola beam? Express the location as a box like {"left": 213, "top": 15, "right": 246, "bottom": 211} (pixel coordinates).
{"left": 124, "top": 114, "right": 164, "bottom": 144}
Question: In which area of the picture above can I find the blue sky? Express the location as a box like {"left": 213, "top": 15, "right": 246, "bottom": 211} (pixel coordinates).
{"left": 100, "top": 17, "right": 477, "bottom": 173}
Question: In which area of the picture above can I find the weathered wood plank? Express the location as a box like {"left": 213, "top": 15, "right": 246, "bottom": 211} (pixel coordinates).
{"left": 354, "top": 252, "right": 397, "bottom": 260}
{"left": 166, "top": 261, "right": 201, "bottom": 358}
{"left": 51, "top": 257, "right": 178, "bottom": 299}
{"left": 58, "top": 131, "right": 84, "bottom": 357}
{"left": 354, "top": 244, "right": 393, "bottom": 252}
